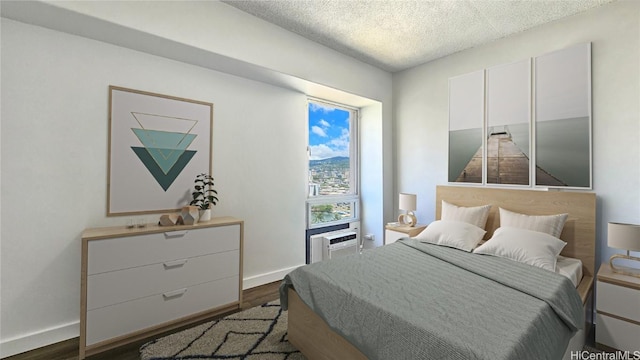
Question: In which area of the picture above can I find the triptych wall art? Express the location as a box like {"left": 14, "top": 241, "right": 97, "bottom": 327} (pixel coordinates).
{"left": 448, "top": 42, "right": 592, "bottom": 189}
{"left": 108, "top": 86, "right": 213, "bottom": 215}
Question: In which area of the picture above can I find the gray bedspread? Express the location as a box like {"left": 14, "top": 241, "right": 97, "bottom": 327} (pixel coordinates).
{"left": 280, "top": 238, "right": 584, "bottom": 360}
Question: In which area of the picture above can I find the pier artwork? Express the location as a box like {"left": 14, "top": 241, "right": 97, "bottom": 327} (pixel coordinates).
{"left": 454, "top": 127, "right": 565, "bottom": 186}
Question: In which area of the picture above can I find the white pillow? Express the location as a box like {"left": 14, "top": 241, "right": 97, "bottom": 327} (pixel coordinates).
{"left": 416, "top": 220, "right": 486, "bottom": 252}
{"left": 473, "top": 227, "right": 567, "bottom": 272}
{"left": 441, "top": 201, "right": 492, "bottom": 229}
{"left": 499, "top": 208, "right": 568, "bottom": 238}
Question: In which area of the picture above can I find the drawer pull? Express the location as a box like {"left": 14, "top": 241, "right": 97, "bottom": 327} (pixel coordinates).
{"left": 162, "top": 288, "right": 187, "bottom": 299}
{"left": 163, "top": 259, "right": 188, "bottom": 269}
{"left": 164, "top": 230, "right": 188, "bottom": 238}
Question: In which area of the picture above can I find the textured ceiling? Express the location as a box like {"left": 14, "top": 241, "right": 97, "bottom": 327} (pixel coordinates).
{"left": 223, "top": 0, "right": 615, "bottom": 72}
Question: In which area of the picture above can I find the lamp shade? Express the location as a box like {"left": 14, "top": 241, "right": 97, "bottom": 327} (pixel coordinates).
{"left": 608, "top": 222, "right": 640, "bottom": 251}
{"left": 399, "top": 193, "right": 417, "bottom": 211}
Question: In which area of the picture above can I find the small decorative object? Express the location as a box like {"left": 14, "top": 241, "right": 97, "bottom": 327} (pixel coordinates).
{"left": 181, "top": 206, "right": 199, "bottom": 225}
{"left": 159, "top": 214, "right": 181, "bottom": 226}
{"left": 199, "top": 209, "right": 212, "bottom": 222}
{"left": 608, "top": 222, "right": 640, "bottom": 277}
{"left": 126, "top": 218, "right": 135, "bottom": 229}
{"left": 190, "top": 173, "right": 218, "bottom": 222}
{"left": 136, "top": 218, "right": 147, "bottom": 228}
{"left": 398, "top": 193, "right": 417, "bottom": 227}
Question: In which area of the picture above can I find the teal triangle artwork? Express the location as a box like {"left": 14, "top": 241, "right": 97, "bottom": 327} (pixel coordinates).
{"left": 131, "top": 147, "right": 196, "bottom": 191}
{"left": 131, "top": 129, "right": 197, "bottom": 174}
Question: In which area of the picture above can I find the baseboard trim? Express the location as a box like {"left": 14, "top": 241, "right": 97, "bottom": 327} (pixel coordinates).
{"left": 1, "top": 321, "right": 79, "bottom": 358}
{"left": 243, "top": 264, "right": 304, "bottom": 290}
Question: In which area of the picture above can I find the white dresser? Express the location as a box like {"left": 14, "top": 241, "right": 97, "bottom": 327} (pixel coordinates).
{"left": 79, "top": 216, "right": 243, "bottom": 359}
{"left": 595, "top": 263, "right": 640, "bottom": 352}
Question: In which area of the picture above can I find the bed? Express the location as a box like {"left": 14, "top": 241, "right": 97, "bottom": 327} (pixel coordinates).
{"left": 281, "top": 186, "right": 595, "bottom": 360}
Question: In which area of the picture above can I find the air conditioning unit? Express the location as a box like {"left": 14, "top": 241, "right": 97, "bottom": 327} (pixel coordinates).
{"left": 322, "top": 231, "right": 359, "bottom": 260}
{"left": 310, "top": 222, "right": 360, "bottom": 263}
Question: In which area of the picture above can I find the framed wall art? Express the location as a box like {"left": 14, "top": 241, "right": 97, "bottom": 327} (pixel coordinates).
{"left": 534, "top": 43, "right": 592, "bottom": 188}
{"left": 486, "top": 59, "right": 531, "bottom": 186}
{"left": 108, "top": 86, "right": 213, "bottom": 215}
{"left": 447, "top": 42, "right": 592, "bottom": 189}
{"left": 448, "top": 70, "right": 484, "bottom": 184}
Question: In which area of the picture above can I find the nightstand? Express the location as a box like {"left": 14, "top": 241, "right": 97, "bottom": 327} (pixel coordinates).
{"left": 384, "top": 223, "right": 427, "bottom": 245}
{"left": 595, "top": 263, "right": 640, "bottom": 352}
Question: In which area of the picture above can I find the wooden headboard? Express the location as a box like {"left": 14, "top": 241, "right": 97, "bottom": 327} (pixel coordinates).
{"left": 436, "top": 185, "right": 596, "bottom": 278}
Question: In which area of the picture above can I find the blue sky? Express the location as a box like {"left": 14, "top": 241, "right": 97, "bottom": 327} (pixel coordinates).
{"left": 308, "top": 102, "right": 350, "bottom": 160}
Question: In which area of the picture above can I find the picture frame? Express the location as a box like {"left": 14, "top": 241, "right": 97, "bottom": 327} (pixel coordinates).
{"left": 447, "top": 42, "right": 592, "bottom": 189}
{"left": 448, "top": 70, "right": 484, "bottom": 184}
{"left": 534, "top": 43, "right": 592, "bottom": 188}
{"left": 108, "top": 86, "right": 213, "bottom": 216}
{"left": 485, "top": 58, "right": 531, "bottom": 186}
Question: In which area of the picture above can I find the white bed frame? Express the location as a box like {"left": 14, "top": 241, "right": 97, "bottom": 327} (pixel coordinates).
{"left": 288, "top": 186, "right": 596, "bottom": 360}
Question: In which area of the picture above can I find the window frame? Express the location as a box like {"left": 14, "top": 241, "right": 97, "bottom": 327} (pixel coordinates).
{"left": 305, "top": 98, "right": 360, "bottom": 229}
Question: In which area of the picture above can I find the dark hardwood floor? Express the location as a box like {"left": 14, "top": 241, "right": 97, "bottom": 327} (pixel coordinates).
{"left": 5, "top": 281, "right": 281, "bottom": 360}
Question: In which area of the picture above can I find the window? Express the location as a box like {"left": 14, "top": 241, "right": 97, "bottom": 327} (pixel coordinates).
{"left": 306, "top": 99, "right": 359, "bottom": 228}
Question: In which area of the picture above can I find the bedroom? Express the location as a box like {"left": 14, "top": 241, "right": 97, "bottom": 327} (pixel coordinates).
{"left": 1, "top": 0, "right": 638, "bottom": 358}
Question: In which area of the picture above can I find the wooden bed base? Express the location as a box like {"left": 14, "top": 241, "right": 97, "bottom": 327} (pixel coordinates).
{"left": 288, "top": 288, "right": 367, "bottom": 360}
{"left": 288, "top": 286, "right": 593, "bottom": 360}
{"left": 288, "top": 186, "right": 596, "bottom": 360}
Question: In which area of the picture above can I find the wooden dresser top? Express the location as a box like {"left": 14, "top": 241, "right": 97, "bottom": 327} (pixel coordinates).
{"left": 82, "top": 216, "right": 243, "bottom": 241}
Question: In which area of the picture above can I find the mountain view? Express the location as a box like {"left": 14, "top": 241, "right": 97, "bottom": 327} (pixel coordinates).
{"left": 308, "top": 102, "right": 354, "bottom": 224}
{"left": 309, "top": 156, "right": 349, "bottom": 167}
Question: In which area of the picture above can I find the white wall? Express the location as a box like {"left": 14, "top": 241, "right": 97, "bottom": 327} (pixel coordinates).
{"left": 39, "top": 0, "right": 392, "bottom": 103}
{"left": 360, "top": 103, "right": 384, "bottom": 247}
{"left": 0, "top": 0, "right": 395, "bottom": 250}
{"left": 0, "top": 18, "right": 307, "bottom": 355}
{"left": 0, "top": 1, "right": 392, "bottom": 355}
{"left": 393, "top": 0, "right": 639, "bottom": 265}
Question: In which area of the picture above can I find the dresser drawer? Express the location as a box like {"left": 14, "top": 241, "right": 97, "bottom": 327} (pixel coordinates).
{"left": 596, "top": 313, "right": 640, "bottom": 352}
{"left": 87, "top": 224, "right": 240, "bottom": 275}
{"left": 86, "top": 275, "right": 239, "bottom": 346}
{"left": 87, "top": 250, "right": 239, "bottom": 310}
{"left": 596, "top": 281, "right": 640, "bottom": 322}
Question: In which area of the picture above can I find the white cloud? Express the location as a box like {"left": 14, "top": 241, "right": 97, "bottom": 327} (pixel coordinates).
{"left": 309, "top": 128, "right": 350, "bottom": 160}
{"left": 309, "top": 103, "right": 335, "bottom": 113}
{"left": 309, "top": 144, "right": 348, "bottom": 160}
{"left": 318, "top": 119, "right": 330, "bottom": 128}
{"left": 311, "top": 126, "right": 327, "bottom": 137}
{"left": 330, "top": 128, "right": 349, "bottom": 147}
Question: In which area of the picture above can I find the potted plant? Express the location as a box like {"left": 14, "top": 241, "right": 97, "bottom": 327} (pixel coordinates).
{"left": 190, "top": 173, "right": 218, "bottom": 222}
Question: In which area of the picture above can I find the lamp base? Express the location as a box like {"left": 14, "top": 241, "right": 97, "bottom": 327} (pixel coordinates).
{"left": 610, "top": 253, "right": 640, "bottom": 278}
{"left": 398, "top": 212, "right": 417, "bottom": 227}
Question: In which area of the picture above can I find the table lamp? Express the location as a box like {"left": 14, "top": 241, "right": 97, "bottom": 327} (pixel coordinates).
{"left": 398, "top": 193, "right": 417, "bottom": 227}
{"left": 608, "top": 222, "right": 640, "bottom": 277}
